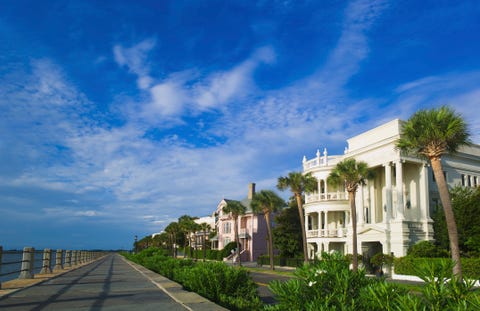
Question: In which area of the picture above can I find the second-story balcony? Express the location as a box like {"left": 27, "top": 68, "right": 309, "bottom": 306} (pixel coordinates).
{"left": 305, "top": 191, "right": 348, "bottom": 203}
{"left": 307, "top": 228, "right": 347, "bottom": 238}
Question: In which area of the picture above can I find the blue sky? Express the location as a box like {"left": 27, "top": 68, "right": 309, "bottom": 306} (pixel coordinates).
{"left": 1, "top": 0, "right": 479, "bottom": 250}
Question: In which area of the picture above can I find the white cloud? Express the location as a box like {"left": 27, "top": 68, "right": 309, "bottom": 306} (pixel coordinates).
{"left": 113, "top": 38, "right": 156, "bottom": 90}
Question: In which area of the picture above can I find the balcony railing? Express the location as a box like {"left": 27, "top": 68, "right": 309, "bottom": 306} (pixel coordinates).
{"left": 306, "top": 228, "right": 347, "bottom": 238}
{"left": 305, "top": 192, "right": 348, "bottom": 203}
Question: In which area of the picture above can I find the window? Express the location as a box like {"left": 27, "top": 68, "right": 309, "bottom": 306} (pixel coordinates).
{"left": 224, "top": 238, "right": 231, "bottom": 246}
{"left": 223, "top": 222, "right": 231, "bottom": 234}
{"left": 240, "top": 217, "right": 247, "bottom": 229}
{"left": 461, "top": 174, "right": 466, "bottom": 186}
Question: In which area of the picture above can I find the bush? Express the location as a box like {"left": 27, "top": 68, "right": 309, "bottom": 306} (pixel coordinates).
{"left": 177, "top": 261, "right": 262, "bottom": 311}
{"left": 407, "top": 241, "right": 449, "bottom": 258}
{"left": 221, "top": 241, "right": 238, "bottom": 258}
{"left": 267, "top": 252, "right": 373, "bottom": 310}
{"left": 394, "top": 256, "right": 480, "bottom": 279}
{"left": 257, "top": 255, "right": 303, "bottom": 267}
{"left": 267, "top": 252, "right": 480, "bottom": 311}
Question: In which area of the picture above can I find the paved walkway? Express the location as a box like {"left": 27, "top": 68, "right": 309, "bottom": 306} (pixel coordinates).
{"left": 0, "top": 253, "right": 227, "bottom": 311}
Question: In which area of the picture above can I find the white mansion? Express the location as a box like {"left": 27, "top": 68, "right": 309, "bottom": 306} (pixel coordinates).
{"left": 303, "top": 119, "right": 480, "bottom": 260}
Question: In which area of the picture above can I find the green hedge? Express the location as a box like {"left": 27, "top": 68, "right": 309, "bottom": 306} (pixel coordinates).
{"left": 257, "top": 255, "right": 304, "bottom": 267}
{"left": 123, "top": 248, "right": 262, "bottom": 311}
{"left": 394, "top": 257, "right": 480, "bottom": 279}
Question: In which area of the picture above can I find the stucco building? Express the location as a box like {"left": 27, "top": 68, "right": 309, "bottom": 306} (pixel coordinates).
{"left": 210, "top": 183, "right": 270, "bottom": 261}
{"left": 302, "top": 119, "right": 480, "bottom": 261}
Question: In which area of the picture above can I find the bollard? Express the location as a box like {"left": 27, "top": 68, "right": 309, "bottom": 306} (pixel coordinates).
{"left": 19, "top": 247, "right": 35, "bottom": 279}
{"left": 40, "top": 249, "right": 52, "bottom": 274}
{"left": 74, "top": 250, "right": 79, "bottom": 266}
{"left": 65, "top": 250, "right": 71, "bottom": 268}
{"left": 53, "top": 249, "right": 63, "bottom": 272}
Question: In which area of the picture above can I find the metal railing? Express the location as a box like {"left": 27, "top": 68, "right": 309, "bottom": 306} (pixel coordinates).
{"left": 0, "top": 246, "right": 107, "bottom": 289}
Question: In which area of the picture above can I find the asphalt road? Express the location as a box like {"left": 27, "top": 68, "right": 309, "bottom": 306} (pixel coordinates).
{"left": 249, "top": 270, "right": 295, "bottom": 305}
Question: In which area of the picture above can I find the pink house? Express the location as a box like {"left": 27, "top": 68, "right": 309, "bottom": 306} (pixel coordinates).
{"left": 211, "top": 183, "right": 270, "bottom": 262}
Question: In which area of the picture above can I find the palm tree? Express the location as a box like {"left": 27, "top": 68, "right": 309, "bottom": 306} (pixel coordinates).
{"left": 277, "top": 171, "right": 317, "bottom": 263}
{"left": 396, "top": 106, "right": 471, "bottom": 279}
{"left": 328, "top": 158, "right": 374, "bottom": 272}
{"left": 223, "top": 200, "right": 246, "bottom": 265}
{"left": 199, "top": 222, "right": 211, "bottom": 262}
{"left": 165, "top": 222, "right": 180, "bottom": 258}
{"left": 178, "top": 215, "right": 197, "bottom": 258}
{"left": 251, "top": 190, "right": 286, "bottom": 270}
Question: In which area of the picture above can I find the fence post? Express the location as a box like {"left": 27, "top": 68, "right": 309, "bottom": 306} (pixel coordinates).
{"left": 53, "top": 249, "right": 63, "bottom": 272}
{"left": 40, "top": 249, "right": 52, "bottom": 274}
{"left": 65, "top": 250, "right": 71, "bottom": 268}
{"left": 19, "top": 247, "right": 35, "bottom": 279}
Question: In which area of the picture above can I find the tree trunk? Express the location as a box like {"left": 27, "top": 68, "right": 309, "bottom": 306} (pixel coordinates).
{"left": 265, "top": 211, "right": 275, "bottom": 270}
{"left": 431, "top": 157, "right": 463, "bottom": 280}
{"left": 295, "top": 193, "right": 309, "bottom": 263}
{"left": 349, "top": 191, "right": 358, "bottom": 272}
{"left": 234, "top": 217, "right": 241, "bottom": 266}
{"left": 202, "top": 232, "right": 206, "bottom": 262}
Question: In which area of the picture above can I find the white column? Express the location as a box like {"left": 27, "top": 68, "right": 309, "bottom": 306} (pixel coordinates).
{"left": 317, "top": 177, "right": 321, "bottom": 200}
{"left": 305, "top": 212, "right": 309, "bottom": 236}
{"left": 384, "top": 163, "right": 392, "bottom": 223}
{"left": 358, "top": 184, "right": 364, "bottom": 225}
{"left": 324, "top": 179, "right": 328, "bottom": 199}
{"left": 324, "top": 211, "right": 328, "bottom": 234}
{"left": 420, "top": 164, "right": 430, "bottom": 220}
{"left": 395, "top": 160, "right": 405, "bottom": 220}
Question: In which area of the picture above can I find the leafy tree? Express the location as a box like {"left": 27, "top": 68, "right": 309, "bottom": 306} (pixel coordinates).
{"left": 223, "top": 200, "right": 246, "bottom": 266}
{"left": 396, "top": 106, "right": 471, "bottom": 279}
{"left": 277, "top": 172, "right": 317, "bottom": 263}
{"left": 273, "top": 198, "right": 303, "bottom": 258}
{"left": 328, "top": 158, "right": 374, "bottom": 272}
{"left": 433, "top": 186, "right": 480, "bottom": 257}
{"left": 251, "top": 189, "right": 286, "bottom": 270}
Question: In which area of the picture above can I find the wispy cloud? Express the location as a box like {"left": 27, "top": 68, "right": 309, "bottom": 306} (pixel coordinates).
{"left": 113, "top": 39, "right": 156, "bottom": 89}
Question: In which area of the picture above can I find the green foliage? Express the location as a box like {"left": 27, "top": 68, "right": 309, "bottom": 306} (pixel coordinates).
{"left": 267, "top": 252, "right": 372, "bottom": 310}
{"left": 408, "top": 241, "right": 449, "bottom": 258}
{"left": 221, "top": 241, "right": 238, "bottom": 258}
{"left": 433, "top": 186, "right": 480, "bottom": 256}
{"left": 273, "top": 203, "right": 303, "bottom": 258}
{"left": 177, "top": 261, "right": 262, "bottom": 311}
{"left": 413, "top": 260, "right": 478, "bottom": 311}
{"left": 123, "top": 248, "right": 262, "bottom": 311}
{"left": 395, "top": 105, "right": 471, "bottom": 158}
{"left": 394, "top": 256, "right": 480, "bottom": 279}
{"left": 361, "top": 281, "right": 410, "bottom": 311}
{"left": 267, "top": 252, "right": 480, "bottom": 311}
{"left": 257, "top": 255, "right": 304, "bottom": 267}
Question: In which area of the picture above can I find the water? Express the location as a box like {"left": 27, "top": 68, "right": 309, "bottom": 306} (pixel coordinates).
{"left": 0, "top": 250, "right": 57, "bottom": 283}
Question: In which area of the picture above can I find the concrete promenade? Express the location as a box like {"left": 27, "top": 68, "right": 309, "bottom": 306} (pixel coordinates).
{"left": 0, "top": 253, "right": 227, "bottom": 311}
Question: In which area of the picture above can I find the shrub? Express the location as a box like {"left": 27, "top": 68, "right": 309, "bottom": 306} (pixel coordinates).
{"left": 177, "top": 261, "right": 262, "bottom": 311}
{"left": 408, "top": 240, "right": 448, "bottom": 258}
{"left": 257, "top": 255, "right": 303, "bottom": 267}
{"left": 394, "top": 257, "right": 480, "bottom": 279}
{"left": 267, "top": 252, "right": 372, "bottom": 310}
{"left": 221, "top": 241, "right": 238, "bottom": 258}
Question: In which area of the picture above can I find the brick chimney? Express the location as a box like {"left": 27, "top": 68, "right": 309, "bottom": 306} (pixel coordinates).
{"left": 248, "top": 183, "right": 256, "bottom": 199}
